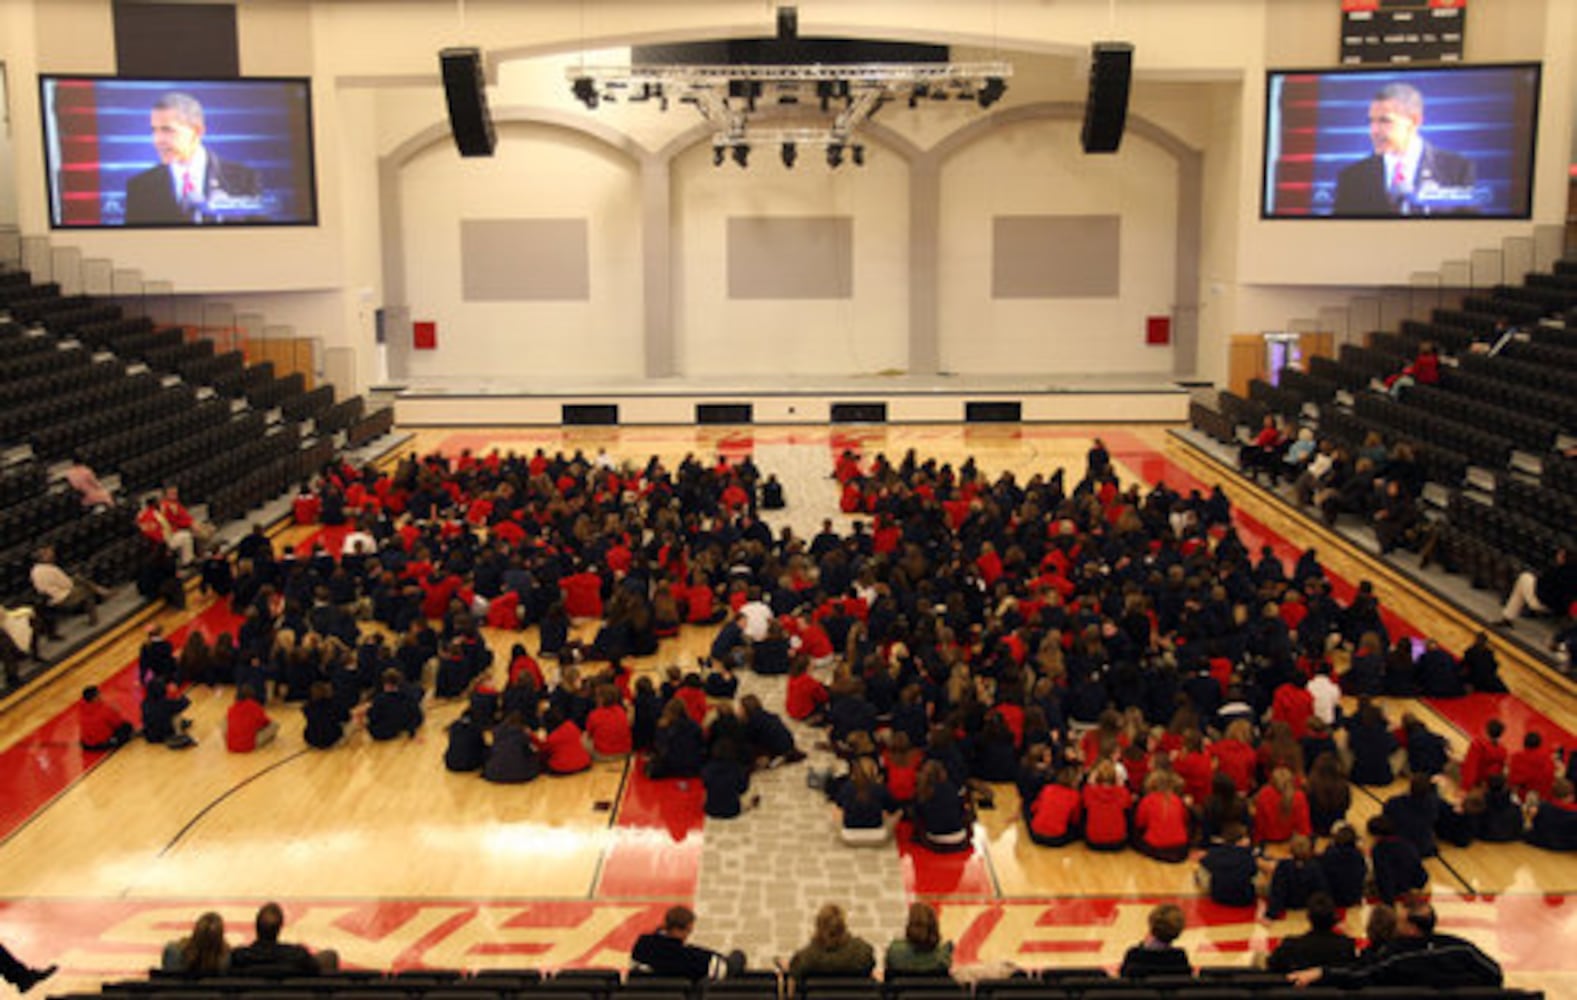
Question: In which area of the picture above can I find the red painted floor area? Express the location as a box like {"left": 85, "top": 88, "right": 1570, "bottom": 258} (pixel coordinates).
{"left": 0, "top": 600, "right": 243, "bottom": 844}
{"left": 593, "top": 764, "right": 705, "bottom": 898}
{"left": 1425, "top": 692, "right": 1577, "bottom": 752}
{"left": 896, "top": 821, "right": 997, "bottom": 897}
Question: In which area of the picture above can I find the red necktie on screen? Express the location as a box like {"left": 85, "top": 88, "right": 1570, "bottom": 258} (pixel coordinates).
{"left": 180, "top": 169, "right": 196, "bottom": 213}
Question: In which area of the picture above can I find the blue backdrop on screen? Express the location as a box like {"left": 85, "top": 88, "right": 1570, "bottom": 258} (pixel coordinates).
{"left": 1262, "top": 64, "right": 1540, "bottom": 219}
{"left": 40, "top": 76, "right": 317, "bottom": 228}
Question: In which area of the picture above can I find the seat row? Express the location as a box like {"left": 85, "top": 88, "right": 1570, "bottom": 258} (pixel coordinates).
{"left": 62, "top": 969, "right": 1543, "bottom": 1000}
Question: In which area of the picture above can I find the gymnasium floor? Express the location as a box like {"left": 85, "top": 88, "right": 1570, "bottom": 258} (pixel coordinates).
{"left": 1, "top": 425, "right": 1574, "bottom": 998}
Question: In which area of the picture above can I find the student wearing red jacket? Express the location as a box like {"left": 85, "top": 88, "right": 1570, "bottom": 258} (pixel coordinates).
{"left": 1460, "top": 719, "right": 1509, "bottom": 793}
{"left": 78, "top": 685, "right": 134, "bottom": 750}
{"left": 1133, "top": 773, "right": 1192, "bottom": 862}
{"left": 1173, "top": 731, "right": 1214, "bottom": 805}
{"left": 537, "top": 709, "right": 592, "bottom": 774}
{"left": 1507, "top": 731, "right": 1557, "bottom": 801}
{"left": 1271, "top": 678, "right": 1316, "bottom": 741}
{"left": 585, "top": 686, "right": 633, "bottom": 759}
{"left": 225, "top": 686, "right": 277, "bottom": 753}
{"left": 785, "top": 659, "right": 829, "bottom": 722}
{"left": 1082, "top": 760, "right": 1132, "bottom": 850}
{"left": 1028, "top": 768, "right": 1083, "bottom": 847}
{"left": 1254, "top": 767, "right": 1311, "bottom": 844}
{"left": 1211, "top": 720, "right": 1258, "bottom": 793}
{"left": 559, "top": 567, "right": 604, "bottom": 620}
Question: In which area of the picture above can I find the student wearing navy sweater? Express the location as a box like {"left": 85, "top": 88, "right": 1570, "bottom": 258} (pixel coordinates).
{"left": 838, "top": 757, "right": 896, "bottom": 846}
{"left": 1383, "top": 773, "right": 1441, "bottom": 858}
{"left": 1368, "top": 815, "right": 1428, "bottom": 903}
{"left": 701, "top": 740, "right": 754, "bottom": 819}
{"left": 1317, "top": 824, "right": 1368, "bottom": 908}
{"left": 1266, "top": 835, "right": 1330, "bottom": 919}
{"left": 648, "top": 699, "right": 705, "bottom": 779}
{"left": 1196, "top": 823, "right": 1261, "bottom": 908}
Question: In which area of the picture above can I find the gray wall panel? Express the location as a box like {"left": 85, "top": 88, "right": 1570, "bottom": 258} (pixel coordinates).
{"left": 461, "top": 218, "right": 590, "bottom": 301}
{"left": 727, "top": 216, "right": 853, "bottom": 300}
{"left": 992, "top": 214, "right": 1120, "bottom": 299}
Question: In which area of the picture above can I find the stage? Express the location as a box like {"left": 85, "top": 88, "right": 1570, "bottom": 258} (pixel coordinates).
{"left": 383, "top": 373, "right": 1197, "bottom": 426}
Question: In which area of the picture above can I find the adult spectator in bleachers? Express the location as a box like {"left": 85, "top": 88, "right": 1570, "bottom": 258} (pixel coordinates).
{"left": 64, "top": 455, "right": 114, "bottom": 508}
{"left": 1497, "top": 545, "right": 1577, "bottom": 631}
{"left": 884, "top": 902, "right": 952, "bottom": 975}
{"left": 0, "top": 606, "right": 43, "bottom": 688}
{"left": 161, "top": 911, "right": 229, "bottom": 976}
{"left": 30, "top": 545, "right": 106, "bottom": 628}
{"left": 783, "top": 903, "right": 876, "bottom": 980}
{"left": 1119, "top": 903, "right": 1191, "bottom": 978}
{"left": 138, "top": 497, "right": 196, "bottom": 567}
{"left": 78, "top": 684, "right": 134, "bottom": 750}
{"left": 631, "top": 905, "right": 746, "bottom": 980}
{"left": 229, "top": 901, "right": 336, "bottom": 975}
{"left": 1265, "top": 892, "right": 1355, "bottom": 974}
{"left": 0, "top": 942, "right": 56, "bottom": 993}
{"left": 1287, "top": 897, "right": 1501, "bottom": 989}
{"left": 160, "top": 486, "right": 215, "bottom": 557}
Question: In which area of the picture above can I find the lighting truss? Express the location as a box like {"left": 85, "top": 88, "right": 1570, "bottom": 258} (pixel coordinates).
{"left": 567, "top": 61, "right": 1012, "bottom": 153}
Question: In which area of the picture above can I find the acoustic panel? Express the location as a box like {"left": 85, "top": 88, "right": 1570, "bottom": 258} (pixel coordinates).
{"left": 461, "top": 219, "right": 590, "bottom": 302}
{"left": 992, "top": 215, "right": 1120, "bottom": 299}
{"left": 727, "top": 216, "right": 853, "bottom": 300}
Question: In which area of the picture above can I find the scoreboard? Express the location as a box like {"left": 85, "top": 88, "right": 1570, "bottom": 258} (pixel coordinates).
{"left": 1341, "top": 0, "right": 1467, "bottom": 64}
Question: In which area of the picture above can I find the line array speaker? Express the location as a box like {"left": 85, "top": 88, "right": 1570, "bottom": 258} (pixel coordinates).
{"left": 440, "top": 47, "right": 496, "bottom": 157}
{"left": 1081, "top": 42, "right": 1133, "bottom": 154}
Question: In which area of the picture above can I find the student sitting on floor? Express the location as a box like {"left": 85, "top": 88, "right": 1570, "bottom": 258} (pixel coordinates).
{"left": 1026, "top": 766, "right": 1083, "bottom": 848}
{"left": 1369, "top": 815, "right": 1428, "bottom": 903}
{"left": 79, "top": 685, "right": 135, "bottom": 751}
{"left": 838, "top": 756, "right": 897, "bottom": 846}
{"left": 1196, "top": 822, "right": 1261, "bottom": 909}
{"left": 913, "top": 759, "right": 972, "bottom": 853}
{"left": 1317, "top": 823, "right": 1368, "bottom": 908}
{"left": 1527, "top": 778, "right": 1577, "bottom": 851}
{"left": 702, "top": 740, "right": 755, "bottom": 819}
{"left": 1133, "top": 770, "right": 1191, "bottom": 863}
{"left": 1083, "top": 759, "right": 1133, "bottom": 852}
{"left": 536, "top": 707, "right": 592, "bottom": 775}
{"left": 1266, "top": 834, "right": 1330, "bottom": 920}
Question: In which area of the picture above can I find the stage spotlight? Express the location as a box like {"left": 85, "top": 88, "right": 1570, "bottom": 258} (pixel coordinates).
{"left": 713, "top": 146, "right": 726, "bottom": 167}
{"left": 852, "top": 145, "right": 865, "bottom": 166}
{"left": 571, "top": 76, "right": 599, "bottom": 110}
{"left": 781, "top": 142, "right": 798, "bottom": 168}
{"left": 826, "top": 143, "right": 845, "bottom": 168}
{"left": 732, "top": 144, "right": 751, "bottom": 168}
{"left": 909, "top": 84, "right": 929, "bottom": 109}
{"left": 978, "top": 76, "right": 1007, "bottom": 108}
{"left": 816, "top": 80, "right": 835, "bottom": 112}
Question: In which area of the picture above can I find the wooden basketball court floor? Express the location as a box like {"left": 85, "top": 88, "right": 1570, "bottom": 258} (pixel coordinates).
{"left": 1, "top": 425, "right": 1574, "bottom": 997}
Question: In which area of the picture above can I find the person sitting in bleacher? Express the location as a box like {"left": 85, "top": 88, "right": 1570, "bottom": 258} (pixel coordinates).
{"left": 884, "top": 902, "right": 952, "bottom": 976}
{"left": 1119, "top": 903, "right": 1191, "bottom": 978}
{"left": 1264, "top": 892, "right": 1355, "bottom": 974}
{"left": 229, "top": 902, "right": 337, "bottom": 975}
{"left": 1286, "top": 897, "right": 1502, "bottom": 990}
{"left": 30, "top": 544, "right": 106, "bottom": 629}
{"left": 161, "top": 911, "right": 229, "bottom": 976}
{"left": 1497, "top": 545, "right": 1577, "bottom": 632}
{"left": 631, "top": 905, "right": 746, "bottom": 980}
{"left": 782, "top": 903, "right": 876, "bottom": 980}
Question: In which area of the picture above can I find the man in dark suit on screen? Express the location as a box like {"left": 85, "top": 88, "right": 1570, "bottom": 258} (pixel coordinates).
{"left": 1331, "top": 83, "right": 1475, "bottom": 217}
{"left": 124, "top": 92, "right": 260, "bottom": 225}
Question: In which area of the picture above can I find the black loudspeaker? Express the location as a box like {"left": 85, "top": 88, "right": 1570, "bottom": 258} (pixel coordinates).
{"left": 777, "top": 6, "right": 798, "bottom": 41}
{"left": 440, "top": 47, "right": 496, "bottom": 157}
{"left": 1081, "top": 42, "right": 1133, "bottom": 154}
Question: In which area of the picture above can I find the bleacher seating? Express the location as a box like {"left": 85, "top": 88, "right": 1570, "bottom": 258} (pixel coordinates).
{"left": 1188, "top": 262, "right": 1577, "bottom": 606}
{"left": 0, "top": 268, "right": 394, "bottom": 616}
{"left": 51, "top": 967, "right": 1544, "bottom": 1000}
